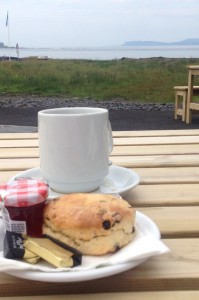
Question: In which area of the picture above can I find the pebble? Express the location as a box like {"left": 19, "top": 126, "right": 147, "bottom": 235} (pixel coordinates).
{"left": 0, "top": 95, "right": 175, "bottom": 111}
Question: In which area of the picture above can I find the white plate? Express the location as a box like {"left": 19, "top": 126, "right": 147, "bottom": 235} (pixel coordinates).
{"left": 9, "top": 165, "right": 140, "bottom": 197}
{"left": 2, "top": 211, "right": 161, "bottom": 282}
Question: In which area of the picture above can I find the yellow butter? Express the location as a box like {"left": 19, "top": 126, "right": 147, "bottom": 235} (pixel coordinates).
{"left": 23, "top": 248, "right": 39, "bottom": 259}
{"left": 24, "top": 237, "right": 75, "bottom": 268}
{"left": 24, "top": 256, "right": 41, "bottom": 264}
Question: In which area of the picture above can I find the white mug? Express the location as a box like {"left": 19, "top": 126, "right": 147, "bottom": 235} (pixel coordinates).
{"left": 38, "top": 107, "right": 113, "bottom": 193}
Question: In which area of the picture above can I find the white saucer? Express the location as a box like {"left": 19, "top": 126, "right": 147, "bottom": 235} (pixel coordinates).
{"left": 9, "top": 165, "right": 140, "bottom": 197}
{"left": 0, "top": 211, "right": 163, "bottom": 283}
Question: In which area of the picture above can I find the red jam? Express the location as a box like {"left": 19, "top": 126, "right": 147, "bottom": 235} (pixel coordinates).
{"left": 0, "top": 179, "right": 48, "bottom": 237}
{"left": 5, "top": 200, "right": 46, "bottom": 237}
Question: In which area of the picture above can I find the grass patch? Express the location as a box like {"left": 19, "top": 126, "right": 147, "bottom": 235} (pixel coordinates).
{"left": 1, "top": 57, "right": 199, "bottom": 103}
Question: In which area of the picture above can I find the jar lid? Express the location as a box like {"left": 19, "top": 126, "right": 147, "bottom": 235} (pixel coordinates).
{"left": 0, "top": 179, "right": 48, "bottom": 207}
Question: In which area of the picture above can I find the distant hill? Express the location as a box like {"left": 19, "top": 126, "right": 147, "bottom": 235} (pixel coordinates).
{"left": 123, "top": 38, "right": 199, "bottom": 46}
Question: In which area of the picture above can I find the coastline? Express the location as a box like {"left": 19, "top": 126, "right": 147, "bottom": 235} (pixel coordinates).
{"left": 1, "top": 45, "right": 199, "bottom": 60}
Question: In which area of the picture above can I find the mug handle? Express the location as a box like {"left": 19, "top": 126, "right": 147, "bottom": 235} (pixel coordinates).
{"left": 108, "top": 121, "right": 113, "bottom": 154}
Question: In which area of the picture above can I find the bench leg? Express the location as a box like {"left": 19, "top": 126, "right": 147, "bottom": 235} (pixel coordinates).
{"left": 174, "top": 93, "right": 178, "bottom": 120}
{"left": 182, "top": 92, "right": 186, "bottom": 122}
{"left": 186, "top": 74, "right": 193, "bottom": 124}
{"left": 174, "top": 90, "right": 187, "bottom": 122}
{"left": 186, "top": 108, "right": 192, "bottom": 124}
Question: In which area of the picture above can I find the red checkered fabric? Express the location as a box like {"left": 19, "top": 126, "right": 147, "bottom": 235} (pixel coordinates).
{"left": 0, "top": 179, "right": 48, "bottom": 207}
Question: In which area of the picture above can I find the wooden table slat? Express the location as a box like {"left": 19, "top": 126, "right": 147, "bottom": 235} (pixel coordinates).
{"left": 0, "top": 148, "right": 39, "bottom": 158}
{"left": 0, "top": 158, "right": 39, "bottom": 171}
{"left": 112, "top": 144, "right": 199, "bottom": 156}
{"left": 1, "top": 291, "right": 199, "bottom": 300}
{"left": 134, "top": 167, "right": 199, "bottom": 184}
{"left": 0, "top": 133, "right": 38, "bottom": 140}
{"left": 125, "top": 183, "right": 199, "bottom": 207}
{"left": 113, "top": 129, "right": 199, "bottom": 137}
{"left": 113, "top": 135, "right": 199, "bottom": 146}
{"left": 0, "top": 140, "right": 39, "bottom": 148}
{"left": 112, "top": 154, "right": 199, "bottom": 168}
{"left": 137, "top": 207, "right": 199, "bottom": 238}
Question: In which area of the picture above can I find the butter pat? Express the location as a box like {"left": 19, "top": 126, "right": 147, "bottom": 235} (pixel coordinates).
{"left": 24, "top": 256, "right": 41, "bottom": 264}
{"left": 24, "top": 237, "right": 81, "bottom": 268}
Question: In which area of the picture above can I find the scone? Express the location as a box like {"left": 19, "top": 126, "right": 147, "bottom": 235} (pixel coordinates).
{"left": 43, "top": 193, "right": 136, "bottom": 255}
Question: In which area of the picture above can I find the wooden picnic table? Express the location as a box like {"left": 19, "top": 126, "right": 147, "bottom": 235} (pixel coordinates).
{"left": 1, "top": 129, "right": 199, "bottom": 299}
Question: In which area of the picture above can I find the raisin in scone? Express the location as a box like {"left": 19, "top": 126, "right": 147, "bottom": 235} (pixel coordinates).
{"left": 43, "top": 193, "right": 136, "bottom": 255}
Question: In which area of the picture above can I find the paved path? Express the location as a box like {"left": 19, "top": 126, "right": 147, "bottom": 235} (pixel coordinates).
{"left": 0, "top": 107, "right": 199, "bottom": 132}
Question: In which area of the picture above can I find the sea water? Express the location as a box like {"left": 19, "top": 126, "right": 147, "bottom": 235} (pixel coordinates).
{"left": 0, "top": 45, "right": 199, "bottom": 60}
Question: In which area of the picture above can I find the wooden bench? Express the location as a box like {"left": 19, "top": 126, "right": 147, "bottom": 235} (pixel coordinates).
{"left": 174, "top": 85, "right": 199, "bottom": 122}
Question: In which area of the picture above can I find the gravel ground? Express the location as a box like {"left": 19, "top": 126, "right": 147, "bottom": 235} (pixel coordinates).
{"left": 0, "top": 95, "right": 199, "bottom": 132}
{"left": 0, "top": 95, "right": 175, "bottom": 111}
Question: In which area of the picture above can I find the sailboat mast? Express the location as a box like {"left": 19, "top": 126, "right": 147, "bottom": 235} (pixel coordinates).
{"left": 6, "top": 11, "right": 11, "bottom": 61}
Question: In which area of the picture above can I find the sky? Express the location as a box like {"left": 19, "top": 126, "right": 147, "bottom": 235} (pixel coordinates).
{"left": 1, "top": 0, "right": 199, "bottom": 48}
